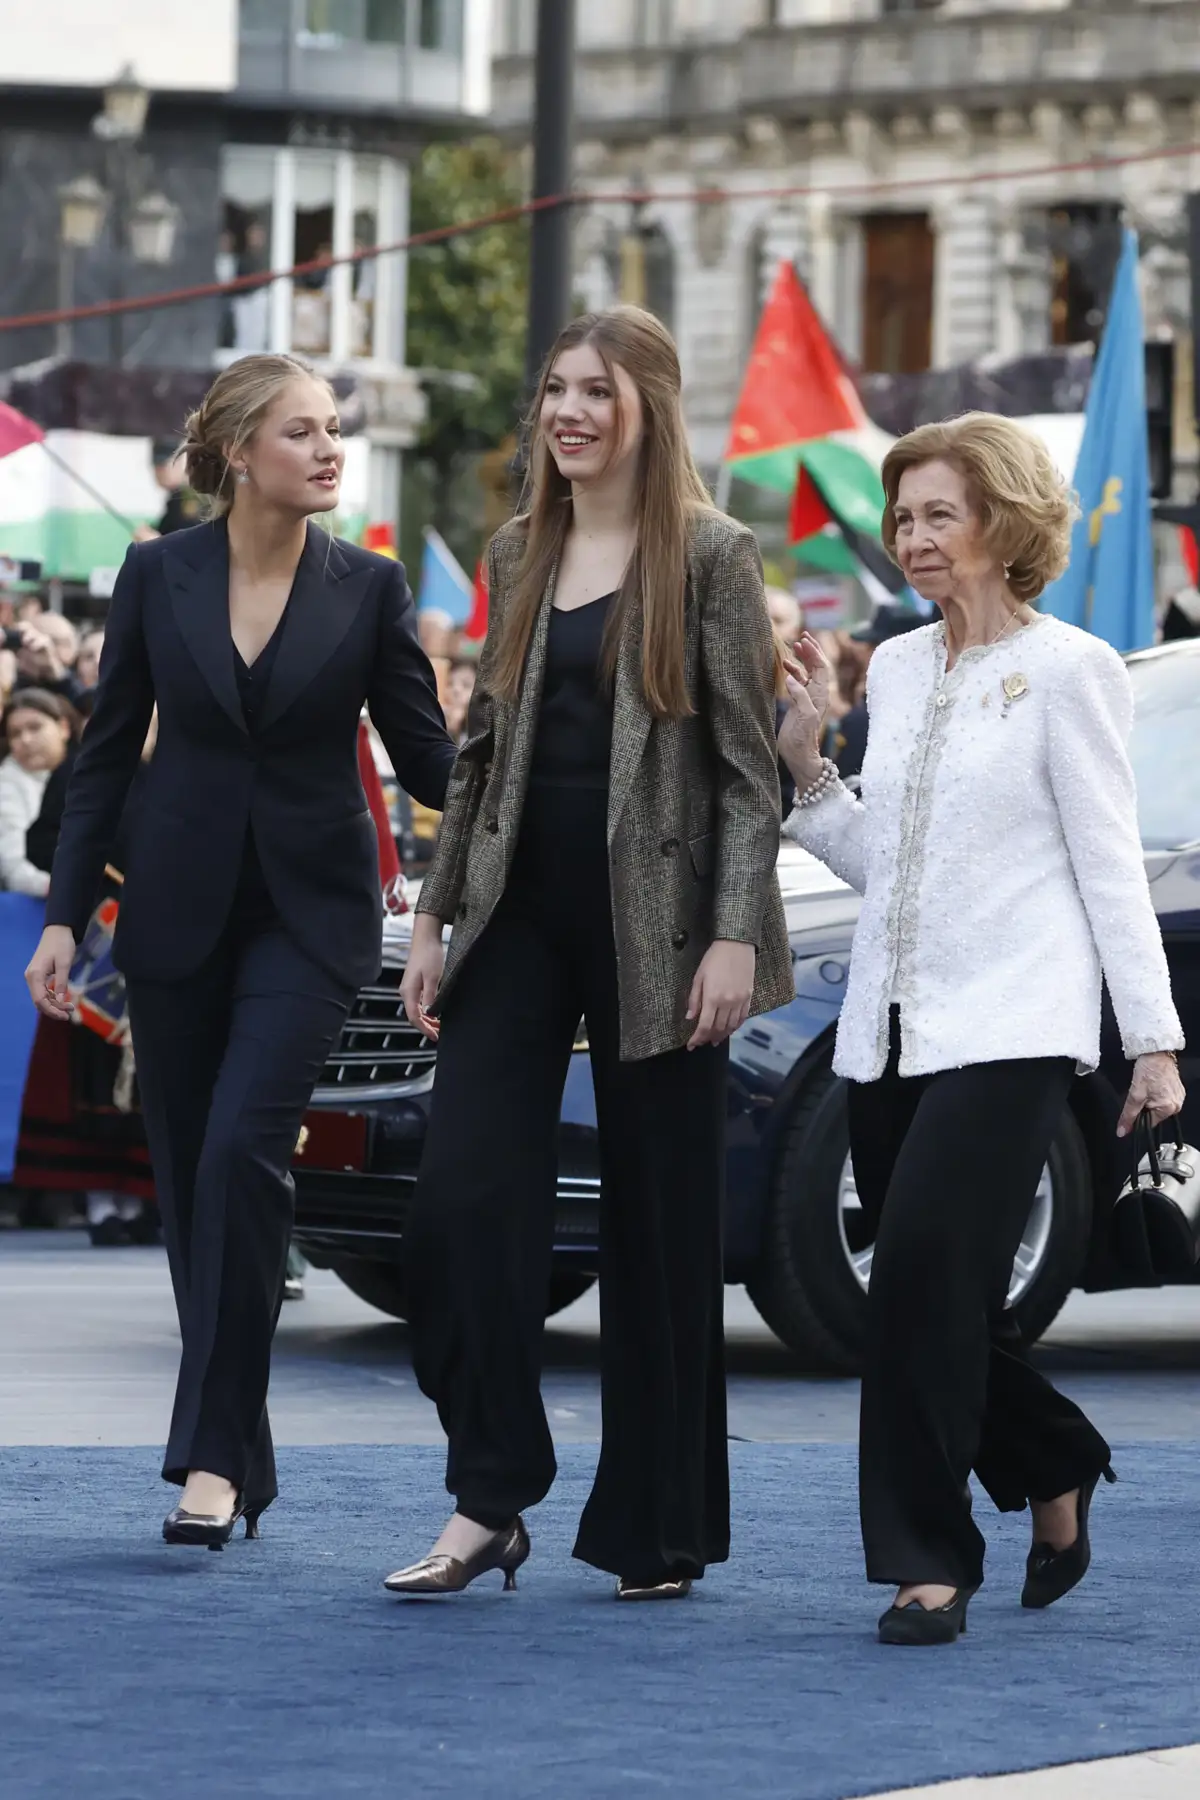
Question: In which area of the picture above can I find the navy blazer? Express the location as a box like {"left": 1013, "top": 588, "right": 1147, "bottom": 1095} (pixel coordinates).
{"left": 47, "top": 519, "right": 456, "bottom": 990}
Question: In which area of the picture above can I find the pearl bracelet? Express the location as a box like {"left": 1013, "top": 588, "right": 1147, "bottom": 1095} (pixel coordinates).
{"left": 796, "top": 757, "right": 838, "bottom": 808}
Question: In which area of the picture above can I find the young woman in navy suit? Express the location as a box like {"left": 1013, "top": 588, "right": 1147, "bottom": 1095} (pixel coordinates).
{"left": 26, "top": 355, "right": 456, "bottom": 1547}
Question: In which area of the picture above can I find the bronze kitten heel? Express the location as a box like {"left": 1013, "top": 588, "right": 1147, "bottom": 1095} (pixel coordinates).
{"left": 383, "top": 1517, "right": 530, "bottom": 1596}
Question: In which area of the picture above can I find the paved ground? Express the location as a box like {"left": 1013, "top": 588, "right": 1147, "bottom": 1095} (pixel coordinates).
{"left": 2, "top": 1230, "right": 1199, "bottom": 1448}
{"left": 4, "top": 1231, "right": 1198, "bottom": 1799}
{"left": 877, "top": 1746, "right": 1200, "bottom": 1798}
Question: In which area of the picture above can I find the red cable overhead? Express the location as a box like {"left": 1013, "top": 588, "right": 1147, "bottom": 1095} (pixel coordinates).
{"left": 1, "top": 139, "right": 1197, "bottom": 335}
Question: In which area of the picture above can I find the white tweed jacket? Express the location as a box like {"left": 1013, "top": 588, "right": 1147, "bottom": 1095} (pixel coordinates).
{"left": 785, "top": 614, "right": 1184, "bottom": 1082}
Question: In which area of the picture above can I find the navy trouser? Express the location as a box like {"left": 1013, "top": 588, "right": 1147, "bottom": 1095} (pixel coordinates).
{"left": 128, "top": 923, "right": 353, "bottom": 1506}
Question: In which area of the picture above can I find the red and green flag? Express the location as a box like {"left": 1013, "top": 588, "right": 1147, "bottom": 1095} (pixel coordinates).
{"left": 723, "top": 262, "right": 908, "bottom": 599}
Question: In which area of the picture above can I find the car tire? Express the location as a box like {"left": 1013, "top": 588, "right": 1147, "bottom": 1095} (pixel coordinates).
{"left": 330, "top": 1258, "right": 598, "bottom": 1323}
{"left": 330, "top": 1255, "right": 409, "bottom": 1320}
{"left": 746, "top": 1068, "right": 1092, "bottom": 1372}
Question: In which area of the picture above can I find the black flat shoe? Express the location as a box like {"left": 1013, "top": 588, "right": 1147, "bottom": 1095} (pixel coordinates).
{"left": 878, "top": 1584, "right": 979, "bottom": 1646}
{"left": 1021, "top": 1466, "right": 1116, "bottom": 1610}
{"left": 162, "top": 1493, "right": 264, "bottom": 1552}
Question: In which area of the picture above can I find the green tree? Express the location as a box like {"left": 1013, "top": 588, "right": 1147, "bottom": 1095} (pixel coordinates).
{"left": 403, "top": 138, "right": 528, "bottom": 573}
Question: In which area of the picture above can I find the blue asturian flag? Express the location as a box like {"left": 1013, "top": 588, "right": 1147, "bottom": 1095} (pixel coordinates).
{"left": 416, "top": 526, "right": 474, "bottom": 630}
{"left": 1041, "top": 228, "right": 1155, "bottom": 652}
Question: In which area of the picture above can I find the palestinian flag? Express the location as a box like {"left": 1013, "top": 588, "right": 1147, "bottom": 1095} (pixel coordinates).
{"left": 723, "top": 262, "right": 909, "bottom": 603}
{"left": 787, "top": 439, "right": 910, "bottom": 605}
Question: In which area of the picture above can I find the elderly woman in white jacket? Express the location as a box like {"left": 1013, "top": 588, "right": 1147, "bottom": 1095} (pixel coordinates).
{"left": 779, "top": 412, "right": 1185, "bottom": 1647}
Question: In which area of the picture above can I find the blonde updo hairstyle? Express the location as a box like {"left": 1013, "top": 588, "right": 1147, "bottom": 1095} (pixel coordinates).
{"left": 182, "top": 353, "right": 334, "bottom": 519}
{"left": 880, "top": 412, "right": 1077, "bottom": 603}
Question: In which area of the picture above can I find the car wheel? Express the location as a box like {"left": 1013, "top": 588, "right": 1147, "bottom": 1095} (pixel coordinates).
{"left": 330, "top": 1256, "right": 409, "bottom": 1320}
{"left": 746, "top": 1068, "right": 1092, "bottom": 1371}
{"left": 545, "top": 1272, "right": 597, "bottom": 1317}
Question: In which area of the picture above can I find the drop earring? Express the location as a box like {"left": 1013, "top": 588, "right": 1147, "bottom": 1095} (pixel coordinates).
{"left": 236, "top": 469, "right": 249, "bottom": 485}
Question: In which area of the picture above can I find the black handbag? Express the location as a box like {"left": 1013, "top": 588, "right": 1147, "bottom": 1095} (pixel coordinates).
{"left": 1111, "top": 1114, "right": 1200, "bottom": 1278}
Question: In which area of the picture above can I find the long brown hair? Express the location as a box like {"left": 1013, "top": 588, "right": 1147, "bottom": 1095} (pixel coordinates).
{"left": 491, "top": 306, "right": 712, "bottom": 720}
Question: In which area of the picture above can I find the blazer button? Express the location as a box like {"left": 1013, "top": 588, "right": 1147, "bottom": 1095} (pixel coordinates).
{"left": 485, "top": 818, "right": 499, "bottom": 834}
{"left": 671, "top": 929, "right": 689, "bottom": 950}
{"left": 660, "top": 838, "right": 679, "bottom": 856}
{"left": 457, "top": 903, "right": 468, "bottom": 921}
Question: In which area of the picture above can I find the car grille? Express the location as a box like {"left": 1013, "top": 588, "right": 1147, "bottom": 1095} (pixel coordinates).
{"left": 320, "top": 962, "right": 436, "bottom": 1091}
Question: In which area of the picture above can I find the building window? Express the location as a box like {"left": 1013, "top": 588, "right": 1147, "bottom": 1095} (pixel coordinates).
{"left": 291, "top": 154, "right": 338, "bottom": 357}
{"left": 606, "top": 221, "right": 675, "bottom": 328}
{"left": 298, "top": 0, "right": 459, "bottom": 46}
{"left": 1047, "top": 204, "right": 1124, "bottom": 347}
{"left": 861, "top": 212, "right": 933, "bottom": 374}
{"left": 366, "top": 0, "right": 406, "bottom": 40}
{"left": 219, "top": 149, "right": 275, "bottom": 354}
{"left": 219, "top": 145, "right": 402, "bottom": 366}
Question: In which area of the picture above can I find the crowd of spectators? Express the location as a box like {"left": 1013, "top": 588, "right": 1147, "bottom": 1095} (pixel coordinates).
{"left": 0, "top": 588, "right": 103, "bottom": 897}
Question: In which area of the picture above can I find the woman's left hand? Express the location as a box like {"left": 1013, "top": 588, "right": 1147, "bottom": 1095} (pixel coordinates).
{"left": 1117, "top": 1051, "right": 1186, "bottom": 1138}
{"left": 686, "top": 940, "right": 756, "bottom": 1050}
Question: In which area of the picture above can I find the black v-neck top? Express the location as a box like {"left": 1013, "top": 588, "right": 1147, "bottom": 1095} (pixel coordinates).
{"left": 529, "top": 592, "right": 616, "bottom": 791}
{"left": 230, "top": 603, "right": 291, "bottom": 929}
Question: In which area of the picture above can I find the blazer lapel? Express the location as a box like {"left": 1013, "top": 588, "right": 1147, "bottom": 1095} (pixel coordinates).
{"left": 502, "top": 561, "right": 557, "bottom": 819}
{"left": 607, "top": 600, "right": 652, "bottom": 845}
{"left": 164, "top": 520, "right": 246, "bottom": 735}
{"left": 258, "top": 524, "right": 374, "bottom": 732}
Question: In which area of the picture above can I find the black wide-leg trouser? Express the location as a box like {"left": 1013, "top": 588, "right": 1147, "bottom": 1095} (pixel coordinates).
{"left": 407, "top": 784, "right": 731, "bottom": 1582}
{"left": 127, "top": 923, "right": 353, "bottom": 1508}
{"left": 849, "top": 1007, "right": 1112, "bottom": 1589}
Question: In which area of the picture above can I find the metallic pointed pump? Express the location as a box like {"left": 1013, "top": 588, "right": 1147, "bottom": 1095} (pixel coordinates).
{"left": 383, "top": 1517, "right": 530, "bottom": 1596}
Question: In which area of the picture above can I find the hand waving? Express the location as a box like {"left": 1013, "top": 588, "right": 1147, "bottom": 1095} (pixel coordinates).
{"left": 778, "top": 632, "right": 833, "bottom": 787}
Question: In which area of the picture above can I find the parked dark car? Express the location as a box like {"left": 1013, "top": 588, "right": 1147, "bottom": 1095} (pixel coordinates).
{"left": 292, "top": 637, "right": 1200, "bottom": 1369}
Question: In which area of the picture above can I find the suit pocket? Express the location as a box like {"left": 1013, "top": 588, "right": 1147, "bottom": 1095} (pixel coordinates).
{"left": 688, "top": 832, "right": 715, "bottom": 880}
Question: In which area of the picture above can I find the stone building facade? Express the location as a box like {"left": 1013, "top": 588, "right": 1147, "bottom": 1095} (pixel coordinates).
{"left": 492, "top": 0, "right": 1199, "bottom": 485}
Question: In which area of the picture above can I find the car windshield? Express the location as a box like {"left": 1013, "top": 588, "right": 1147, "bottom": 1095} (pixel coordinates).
{"left": 1126, "top": 648, "right": 1200, "bottom": 850}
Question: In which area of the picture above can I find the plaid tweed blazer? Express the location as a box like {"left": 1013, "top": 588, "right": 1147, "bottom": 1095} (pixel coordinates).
{"left": 416, "top": 509, "right": 794, "bottom": 1061}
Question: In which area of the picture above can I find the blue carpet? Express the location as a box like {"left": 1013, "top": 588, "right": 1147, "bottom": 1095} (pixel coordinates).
{"left": 2, "top": 1443, "right": 1196, "bottom": 1800}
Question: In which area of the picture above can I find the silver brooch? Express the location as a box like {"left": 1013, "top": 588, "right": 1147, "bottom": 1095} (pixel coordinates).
{"left": 1001, "top": 673, "right": 1029, "bottom": 719}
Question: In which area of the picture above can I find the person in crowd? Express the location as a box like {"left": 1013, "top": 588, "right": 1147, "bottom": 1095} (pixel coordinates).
{"left": 441, "top": 658, "right": 477, "bottom": 745}
{"left": 15, "top": 593, "right": 46, "bottom": 626}
{"left": 134, "top": 440, "right": 202, "bottom": 542}
{"left": 27, "top": 711, "right": 161, "bottom": 1247}
{"left": 387, "top": 304, "right": 792, "bottom": 1603}
{"left": 233, "top": 220, "right": 272, "bottom": 354}
{"left": 0, "top": 689, "right": 75, "bottom": 895}
{"left": 11, "top": 616, "right": 93, "bottom": 716}
{"left": 75, "top": 628, "right": 104, "bottom": 694}
{"left": 765, "top": 584, "right": 802, "bottom": 650}
{"left": 26, "top": 352, "right": 457, "bottom": 1551}
{"left": 778, "top": 412, "right": 1185, "bottom": 1646}
{"left": 1161, "top": 583, "right": 1200, "bottom": 642}
{"left": 831, "top": 604, "right": 926, "bottom": 784}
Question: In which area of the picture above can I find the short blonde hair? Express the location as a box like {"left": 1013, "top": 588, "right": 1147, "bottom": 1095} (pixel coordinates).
{"left": 880, "top": 412, "right": 1077, "bottom": 603}
{"left": 182, "top": 353, "right": 335, "bottom": 519}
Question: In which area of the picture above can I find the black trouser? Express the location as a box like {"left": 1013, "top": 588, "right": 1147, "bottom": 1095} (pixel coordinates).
{"left": 849, "top": 1008, "right": 1111, "bottom": 1589}
{"left": 127, "top": 922, "right": 353, "bottom": 1506}
{"left": 407, "top": 785, "right": 730, "bottom": 1581}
